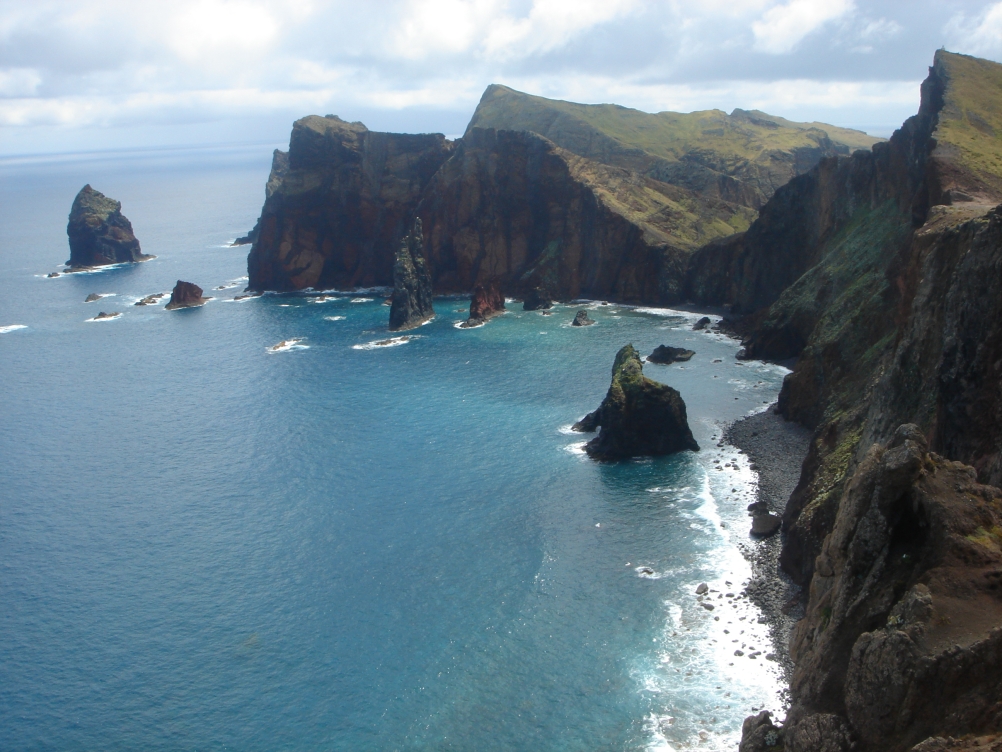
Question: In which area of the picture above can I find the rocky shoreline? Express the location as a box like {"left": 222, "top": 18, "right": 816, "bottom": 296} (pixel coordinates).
{"left": 724, "top": 407, "right": 812, "bottom": 688}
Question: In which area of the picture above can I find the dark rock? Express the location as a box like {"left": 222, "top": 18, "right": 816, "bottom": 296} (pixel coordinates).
{"left": 388, "top": 218, "right": 435, "bottom": 331}
{"left": 696, "top": 582, "right": 709, "bottom": 594}
{"left": 84, "top": 293, "right": 101, "bottom": 303}
{"left": 92, "top": 311, "right": 119, "bottom": 320}
{"left": 230, "top": 229, "right": 256, "bottom": 246}
{"left": 461, "top": 279, "right": 504, "bottom": 328}
{"left": 47, "top": 272, "right": 60, "bottom": 278}
{"left": 66, "top": 185, "right": 151, "bottom": 268}
{"left": 747, "top": 501, "right": 769, "bottom": 514}
{"left": 522, "top": 287, "right": 553, "bottom": 311}
{"left": 693, "top": 316, "right": 712, "bottom": 330}
{"left": 750, "top": 512, "right": 782, "bottom": 537}
{"left": 572, "top": 310, "right": 595, "bottom": 327}
{"left": 648, "top": 345, "right": 695, "bottom": 364}
{"left": 135, "top": 293, "right": 166, "bottom": 306}
{"left": 572, "top": 344, "right": 699, "bottom": 459}
{"left": 165, "top": 281, "right": 208, "bottom": 310}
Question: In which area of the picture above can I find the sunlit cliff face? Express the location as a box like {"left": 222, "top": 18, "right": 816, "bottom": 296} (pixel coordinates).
{"left": 1, "top": 0, "right": 1001, "bottom": 153}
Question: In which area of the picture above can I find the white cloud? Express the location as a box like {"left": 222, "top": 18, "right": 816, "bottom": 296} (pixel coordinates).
{"left": 753, "top": 0, "right": 855, "bottom": 54}
{"left": 945, "top": 2, "right": 1002, "bottom": 59}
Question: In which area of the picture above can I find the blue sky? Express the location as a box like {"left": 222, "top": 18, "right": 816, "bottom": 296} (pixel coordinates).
{"left": 2, "top": 0, "right": 1001, "bottom": 155}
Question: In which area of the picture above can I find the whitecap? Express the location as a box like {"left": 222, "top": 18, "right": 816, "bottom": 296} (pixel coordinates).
{"left": 352, "top": 335, "right": 416, "bottom": 350}
{"left": 0, "top": 324, "right": 28, "bottom": 334}
{"left": 563, "top": 441, "right": 588, "bottom": 456}
{"left": 268, "top": 338, "right": 309, "bottom": 353}
{"left": 557, "top": 423, "right": 583, "bottom": 435}
{"left": 350, "top": 297, "right": 374, "bottom": 303}
{"left": 324, "top": 315, "right": 346, "bottom": 321}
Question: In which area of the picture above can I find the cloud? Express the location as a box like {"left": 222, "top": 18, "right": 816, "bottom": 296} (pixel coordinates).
{"left": 752, "top": 0, "right": 856, "bottom": 54}
{"left": 946, "top": 2, "right": 1002, "bottom": 58}
{"left": 0, "top": 0, "right": 998, "bottom": 153}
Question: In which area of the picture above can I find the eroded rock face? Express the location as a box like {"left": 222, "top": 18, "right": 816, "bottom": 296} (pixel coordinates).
{"left": 165, "top": 281, "right": 208, "bottom": 310}
{"left": 764, "top": 425, "right": 1002, "bottom": 752}
{"left": 522, "top": 287, "right": 553, "bottom": 311}
{"left": 461, "top": 278, "right": 504, "bottom": 327}
{"left": 247, "top": 117, "right": 454, "bottom": 291}
{"left": 388, "top": 218, "right": 435, "bottom": 331}
{"left": 67, "top": 185, "right": 150, "bottom": 268}
{"left": 572, "top": 344, "right": 698, "bottom": 459}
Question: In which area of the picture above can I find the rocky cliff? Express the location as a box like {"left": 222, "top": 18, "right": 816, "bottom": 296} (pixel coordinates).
{"left": 388, "top": 218, "right": 435, "bottom": 331}
{"left": 247, "top": 116, "right": 454, "bottom": 291}
{"left": 694, "top": 51, "right": 1002, "bottom": 752}
{"left": 67, "top": 185, "right": 151, "bottom": 268}
{"left": 573, "top": 344, "right": 698, "bottom": 459}
{"left": 246, "top": 89, "right": 876, "bottom": 301}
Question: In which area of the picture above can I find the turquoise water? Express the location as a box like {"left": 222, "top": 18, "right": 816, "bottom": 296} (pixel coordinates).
{"left": 0, "top": 146, "right": 789, "bottom": 751}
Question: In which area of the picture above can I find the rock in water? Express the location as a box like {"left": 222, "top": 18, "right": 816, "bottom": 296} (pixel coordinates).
{"left": 66, "top": 185, "right": 151, "bottom": 269}
{"left": 388, "top": 218, "right": 435, "bottom": 331}
{"left": 692, "top": 316, "right": 711, "bottom": 331}
{"left": 648, "top": 345, "right": 695, "bottom": 364}
{"left": 165, "top": 281, "right": 208, "bottom": 310}
{"left": 461, "top": 279, "right": 504, "bottom": 327}
{"left": 522, "top": 287, "right": 553, "bottom": 311}
{"left": 572, "top": 344, "right": 699, "bottom": 459}
{"left": 572, "top": 310, "right": 595, "bottom": 326}
{"left": 84, "top": 293, "right": 101, "bottom": 303}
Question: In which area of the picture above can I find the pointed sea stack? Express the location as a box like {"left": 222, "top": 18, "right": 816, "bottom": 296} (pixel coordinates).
{"left": 67, "top": 185, "right": 151, "bottom": 269}
{"left": 388, "top": 218, "right": 435, "bottom": 331}
{"left": 461, "top": 279, "right": 504, "bottom": 328}
{"left": 573, "top": 344, "right": 698, "bottom": 459}
{"left": 165, "top": 281, "right": 209, "bottom": 310}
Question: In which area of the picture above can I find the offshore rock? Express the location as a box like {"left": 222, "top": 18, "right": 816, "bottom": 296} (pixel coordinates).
{"left": 573, "top": 344, "right": 699, "bottom": 459}
{"left": 572, "top": 310, "right": 595, "bottom": 327}
{"left": 388, "top": 218, "right": 435, "bottom": 331}
{"left": 461, "top": 278, "right": 504, "bottom": 328}
{"left": 66, "top": 185, "right": 151, "bottom": 268}
{"left": 647, "top": 345, "right": 695, "bottom": 364}
{"left": 165, "top": 281, "right": 208, "bottom": 310}
{"left": 692, "top": 316, "right": 712, "bottom": 330}
{"left": 522, "top": 287, "right": 553, "bottom": 311}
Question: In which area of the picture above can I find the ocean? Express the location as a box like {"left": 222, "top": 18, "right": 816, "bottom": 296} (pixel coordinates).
{"left": 0, "top": 145, "right": 790, "bottom": 751}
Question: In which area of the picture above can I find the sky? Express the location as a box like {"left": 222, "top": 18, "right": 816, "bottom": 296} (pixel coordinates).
{"left": 2, "top": 0, "right": 1002, "bottom": 155}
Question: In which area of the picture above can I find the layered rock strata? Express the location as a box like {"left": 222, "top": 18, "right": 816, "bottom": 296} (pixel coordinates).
{"left": 573, "top": 344, "right": 698, "bottom": 459}
{"left": 388, "top": 218, "right": 435, "bottom": 331}
{"left": 67, "top": 185, "right": 151, "bottom": 268}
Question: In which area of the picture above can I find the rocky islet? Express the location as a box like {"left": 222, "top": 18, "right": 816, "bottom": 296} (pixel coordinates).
{"left": 66, "top": 185, "right": 152, "bottom": 269}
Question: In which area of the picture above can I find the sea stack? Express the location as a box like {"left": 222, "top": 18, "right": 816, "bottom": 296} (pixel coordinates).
{"left": 66, "top": 185, "right": 151, "bottom": 269}
{"left": 461, "top": 279, "right": 504, "bottom": 327}
{"left": 522, "top": 287, "right": 553, "bottom": 311}
{"left": 165, "top": 281, "right": 209, "bottom": 310}
{"left": 388, "top": 218, "right": 435, "bottom": 331}
{"left": 572, "top": 310, "right": 595, "bottom": 326}
{"left": 573, "top": 344, "right": 698, "bottom": 459}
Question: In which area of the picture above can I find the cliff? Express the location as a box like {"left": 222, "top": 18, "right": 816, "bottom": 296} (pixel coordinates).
{"left": 246, "top": 89, "right": 875, "bottom": 300}
{"left": 247, "top": 116, "right": 454, "bottom": 291}
{"left": 388, "top": 218, "right": 435, "bottom": 331}
{"left": 690, "top": 51, "right": 1002, "bottom": 752}
{"left": 573, "top": 344, "right": 698, "bottom": 459}
{"left": 66, "top": 185, "right": 151, "bottom": 268}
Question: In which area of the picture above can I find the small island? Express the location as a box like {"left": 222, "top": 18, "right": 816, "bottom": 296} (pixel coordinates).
{"left": 647, "top": 345, "right": 695, "bottom": 364}
{"left": 388, "top": 219, "right": 435, "bottom": 331}
{"left": 461, "top": 279, "right": 504, "bottom": 328}
{"left": 165, "top": 281, "right": 209, "bottom": 310}
{"left": 66, "top": 185, "right": 152, "bottom": 269}
{"left": 573, "top": 344, "right": 699, "bottom": 459}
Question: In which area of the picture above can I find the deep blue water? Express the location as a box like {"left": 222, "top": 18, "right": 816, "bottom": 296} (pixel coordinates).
{"left": 0, "top": 146, "right": 789, "bottom": 751}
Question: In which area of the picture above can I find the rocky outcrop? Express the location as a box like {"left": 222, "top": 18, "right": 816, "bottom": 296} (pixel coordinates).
{"left": 572, "top": 344, "right": 698, "bottom": 459}
{"left": 571, "top": 310, "right": 595, "bottom": 327}
{"left": 165, "top": 281, "right": 208, "bottom": 310}
{"left": 647, "top": 345, "right": 694, "bottom": 364}
{"left": 66, "top": 185, "right": 151, "bottom": 268}
{"left": 247, "top": 116, "right": 454, "bottom": 291}
{"left": 522, "top": 287, "right": 553, "bottom": 310}
{"left": 388, "top": 218, "right": 435, "bottom": 331}
{"left": 460, "top": 278, "right": 504, "bottom": 328}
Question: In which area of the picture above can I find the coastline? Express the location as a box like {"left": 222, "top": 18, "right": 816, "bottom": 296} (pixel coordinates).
{"left": 724, "top": 406, "right": 811, "bottom": 691}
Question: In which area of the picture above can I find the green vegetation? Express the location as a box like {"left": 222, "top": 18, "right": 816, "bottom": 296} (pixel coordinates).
{"left": 934, "top": 51, "right": 1002, "bottom": 198}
